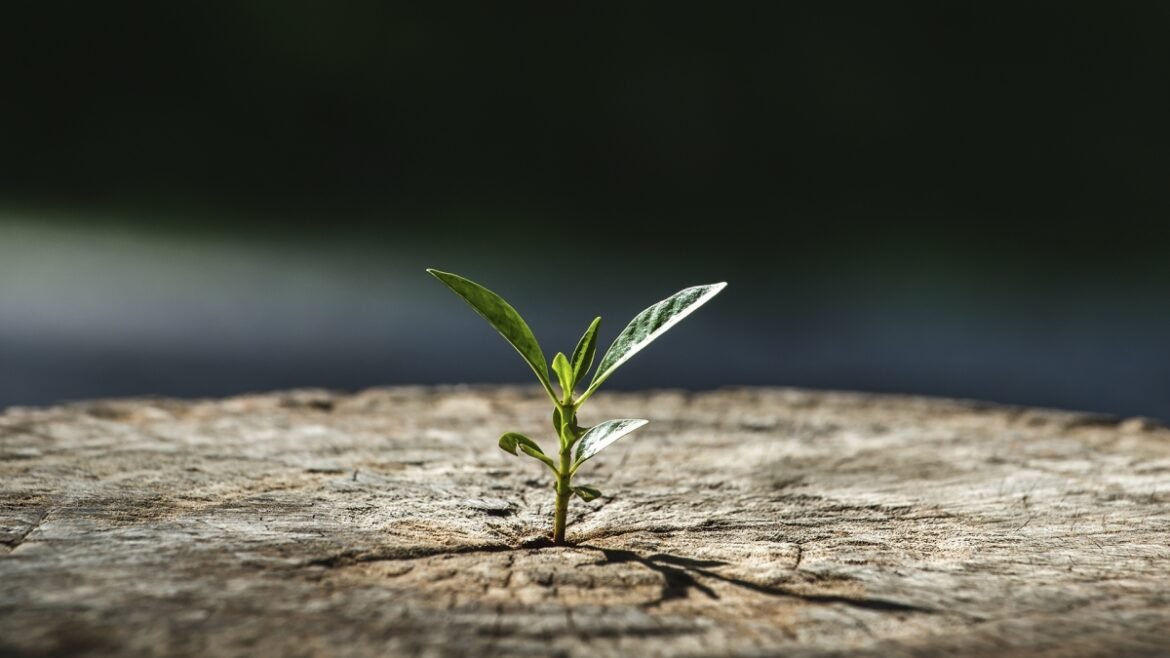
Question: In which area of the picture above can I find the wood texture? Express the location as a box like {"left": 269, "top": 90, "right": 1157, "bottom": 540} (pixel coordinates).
{"left": 1, "top": 387, "right": 1168, "bottom": 657}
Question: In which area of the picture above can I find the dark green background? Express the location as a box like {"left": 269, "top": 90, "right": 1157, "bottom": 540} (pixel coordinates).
{"left": 2, "top": 3, "right": 1168, "bottom": 419}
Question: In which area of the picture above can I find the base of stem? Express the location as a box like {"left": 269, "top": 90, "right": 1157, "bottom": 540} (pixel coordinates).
{"left": 552, "top": 481, "right": 570, "bottom": 545}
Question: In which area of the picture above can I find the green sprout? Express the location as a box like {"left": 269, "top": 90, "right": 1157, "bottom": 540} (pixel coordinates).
{"left": 427, "top": 269, "right": 726, "bottom": 545}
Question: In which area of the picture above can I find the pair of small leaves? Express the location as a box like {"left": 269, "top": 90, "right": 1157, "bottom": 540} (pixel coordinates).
{"left": 500, "top": 416, "right": 647, "bottom": 472}
{"left": 427, "top": 269, "right": 724, "bottom": 403}
{"left": 550, "top": 315, "right": 603, "bottom": 401}
{"left": 497, "top": 430, "right": 600, "bottom": 502}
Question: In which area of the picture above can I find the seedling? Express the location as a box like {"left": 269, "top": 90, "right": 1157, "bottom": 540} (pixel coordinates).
{"left": 427, "top": 269, "right": 726, "bottom": 544}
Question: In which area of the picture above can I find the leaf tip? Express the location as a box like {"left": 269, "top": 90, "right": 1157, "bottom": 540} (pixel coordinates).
{"left": 498, "top": 432, "right": 520, "bottom": 455}
{"left": 625, "top": 419, "right": 650, "bottom": 434}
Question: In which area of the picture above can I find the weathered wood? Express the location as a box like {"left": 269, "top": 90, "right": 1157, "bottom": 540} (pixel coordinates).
{"left": 1, "top": 387, "right": 1168, "bottom": 657}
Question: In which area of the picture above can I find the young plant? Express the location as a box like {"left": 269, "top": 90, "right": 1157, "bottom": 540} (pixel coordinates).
{"left": 427, "top": 269, "right": 726, "bottom": 545}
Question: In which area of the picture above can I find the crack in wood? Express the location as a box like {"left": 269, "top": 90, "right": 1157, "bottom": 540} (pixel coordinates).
{"left": 305, "top": 543, "right": 515, "bottom": 568}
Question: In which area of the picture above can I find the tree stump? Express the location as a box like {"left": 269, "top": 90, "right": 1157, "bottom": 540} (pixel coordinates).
{"left": 2, "top": 387, "right": 1168, "bottom": 657}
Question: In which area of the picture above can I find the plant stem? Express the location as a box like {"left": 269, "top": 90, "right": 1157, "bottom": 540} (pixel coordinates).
{"left": 552, "top": 404, "right": 576, "bottom": 545}
{"left": 552, "top": 447, "right": 572, "bottom": 544}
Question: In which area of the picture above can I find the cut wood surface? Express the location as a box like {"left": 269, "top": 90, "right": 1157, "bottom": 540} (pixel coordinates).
{"left": 1, "top": 387, "right": 1168, "bottom": 657}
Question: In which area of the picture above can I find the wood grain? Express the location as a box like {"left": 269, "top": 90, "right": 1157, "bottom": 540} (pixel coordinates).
{"left": 2, "top": 387, "right": 1168, "bottom": 657}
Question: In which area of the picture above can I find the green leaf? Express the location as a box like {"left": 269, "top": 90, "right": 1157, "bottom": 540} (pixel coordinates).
{"left": 581, "top": 283, "right": 726, "bottom": 401}
{"left": 552, "top": 406, "right": 582, "bottom": 447}
{"left": 498, "top": 432, "right": 557, "bottom": 472}
{"left": 497, "top": 431, "right": 524, "bottom": 455}
{"left": 573, "top": 485, "right": 602, "bottom": 502}
{"left": 573, "top": 418, "right": 648, "bottom": 468}
{"left": 569, "top": 317, "right": 601, "bottom": 388}
{"left": 552, "top": 352, "right": 574, "bottom": 400}
{"left": 427, "top": 269, "right": 554, "bottom": 400}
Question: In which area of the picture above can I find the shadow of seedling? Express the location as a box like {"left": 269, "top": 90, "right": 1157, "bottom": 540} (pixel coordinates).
{"left": 592, "top": 549, "right": 723, "bottom": 607}
{"left": 586, "top": 547, "right": 932, "bottom": 614}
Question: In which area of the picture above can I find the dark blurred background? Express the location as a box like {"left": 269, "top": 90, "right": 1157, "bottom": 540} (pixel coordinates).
{"left": 1, "top": 2, "right": 1168, "bottom": 419}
